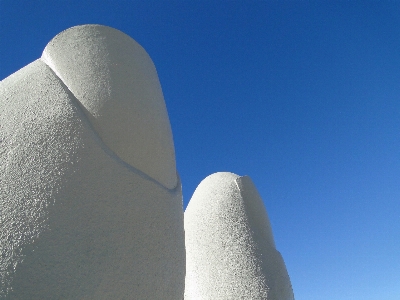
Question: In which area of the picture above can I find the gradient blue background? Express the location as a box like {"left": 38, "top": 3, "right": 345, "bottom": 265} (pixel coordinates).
{"left": 1, "top": 1, "right": 399, "bottom": 299}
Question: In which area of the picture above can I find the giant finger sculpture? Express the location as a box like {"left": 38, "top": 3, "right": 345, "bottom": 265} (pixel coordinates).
{"left": 184, "top": 172, "right": 294, "bottom": 300}
{"left": 0, "top": 25, "right": 185, "bottom": 299}
{"left": 1, "top": 25, "right": 294, "bottom": 300}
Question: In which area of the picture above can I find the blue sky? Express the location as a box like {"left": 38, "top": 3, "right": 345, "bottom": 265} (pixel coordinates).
{"left": 1, "top": 1, "right": 399, "bottom": 299}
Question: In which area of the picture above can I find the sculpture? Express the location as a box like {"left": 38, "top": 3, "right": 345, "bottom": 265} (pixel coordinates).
{"left": 185, "top": 172, "right": 294, "bottom": 299}
{"left": 0, "top": 25, "right": 293, "bottom": 299}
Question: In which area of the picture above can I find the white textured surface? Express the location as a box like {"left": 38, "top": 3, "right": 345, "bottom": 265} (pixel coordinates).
{"left": 42, "top": 25, "right": 177, "bottom": 189}
{"left": 184, "top": 172, "right": 294, "bottom": 300}
{"left": 0, "top": 34, "right": 184, "bottom": 298}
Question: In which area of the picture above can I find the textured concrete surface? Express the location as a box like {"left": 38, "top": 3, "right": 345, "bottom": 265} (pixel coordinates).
{"left": 184, "top": 172, "right": 294, "bottom": 300}
{"left": 42, "top": 25, "right": 177, "bottom": 189}
{"left": 0, "top": 25, "right": 184, "bottom": 299}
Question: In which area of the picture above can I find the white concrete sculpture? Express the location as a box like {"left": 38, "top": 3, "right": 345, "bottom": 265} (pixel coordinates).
{"left": 0, "top": 25, "right": 294, "bottom": 299}
{"left": 0, "top": 25, "right": 184, "bottom": 299}
{"left": 184, "top": 172, "right": 294, "bottom": 300}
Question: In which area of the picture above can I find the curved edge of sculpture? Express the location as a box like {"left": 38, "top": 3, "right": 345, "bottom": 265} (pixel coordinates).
{"left": 0, "top": 26, "right": 184, "bottom": 299}
{"left": 41, "top": 24, "right": 177, "bottom": 190}
{"left": 184, "top": 172, "right": 294, "bottom": 300}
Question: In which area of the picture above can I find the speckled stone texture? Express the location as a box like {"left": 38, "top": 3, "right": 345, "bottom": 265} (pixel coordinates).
{"left": 42, "top": 24, "right": 177, "bottom": 190}
{"left": 0, "top": 25, "right": 184, "bottom": 299}
{"left": 184, "top": 172, "right": 294, "bottom": 300}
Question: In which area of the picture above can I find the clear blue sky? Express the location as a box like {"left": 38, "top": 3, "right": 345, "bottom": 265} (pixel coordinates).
{"left": 1, "top": 1, "right": 399, "bottom": 299}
